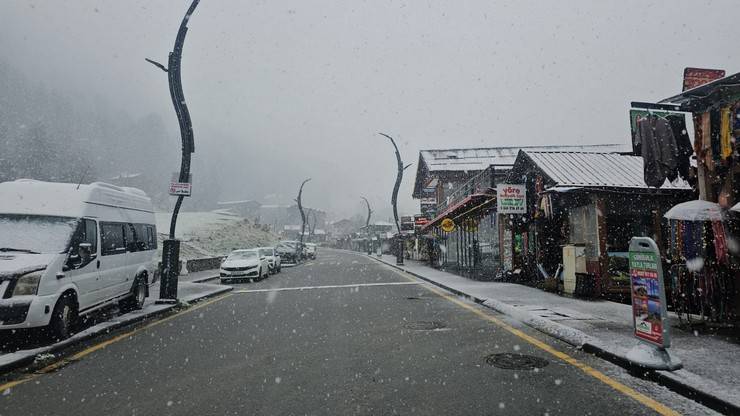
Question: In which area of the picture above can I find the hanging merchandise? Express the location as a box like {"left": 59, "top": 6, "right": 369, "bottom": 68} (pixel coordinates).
{"left": 710, "top": 108, "right": 722, "bottom": 168}
{"left": 711, "top": 220, "right": 729, "bottom": 264}
{"left": 635, "top": 115, "right": 680, "bottom": 186}
{"left": 720, "top": 106, "right": 733, "bottom": 160}
{"left": 666, "top": 114, "right": 694, "bottom": 180}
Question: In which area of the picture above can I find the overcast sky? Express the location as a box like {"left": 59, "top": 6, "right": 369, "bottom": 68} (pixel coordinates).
{"left": 1, "top": 0, "right": 737, "bottom": 219}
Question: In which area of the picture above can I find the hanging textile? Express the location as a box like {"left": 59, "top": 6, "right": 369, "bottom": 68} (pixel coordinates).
{"left": 720, "top": 106, "right": 733, "bottom": 160}
{"left": 666, "top": 114, "right": 694, "bottom": 180}
{"left": 711, "top": 220, "right": 729, "bottom": 264}
{"left": 710, "top": 108, "right": 722, "bottom": 167}
{"left": 636, "top": 115, "right": 679, "bottom": 186}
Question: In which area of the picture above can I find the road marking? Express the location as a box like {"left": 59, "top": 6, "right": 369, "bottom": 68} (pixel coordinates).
{"left": 232, "top": 281, "right": 421, "bottom": 293}
{"left": 391, "top": 270, "right": 680, "bottom": 416}
{"left": 0, "top": 293, "right": 233, "bottom": 393}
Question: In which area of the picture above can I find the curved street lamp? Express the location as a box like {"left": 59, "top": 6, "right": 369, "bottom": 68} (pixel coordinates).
{"left": 378, "top": 133, "right": 411, "bottom": 265}
{"left": 295, "top": 178, "right": 311, "bottom": 261}
{"left": 361, "top": 196, "right": 373, "bottom": 255}
{"left": 146, "top": 0, "right": 200, "bottom": 302}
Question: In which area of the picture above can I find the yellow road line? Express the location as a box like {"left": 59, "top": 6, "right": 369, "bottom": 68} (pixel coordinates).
{"left": 391, "top": 268, "right": 680, "bottom": 416}
{"left": 0, "top": 293, "right": 232, "bottom": 392}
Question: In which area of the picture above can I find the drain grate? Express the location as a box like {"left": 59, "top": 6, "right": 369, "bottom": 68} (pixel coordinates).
{"left": 404, "top": 321, "right": 446, "bottom": 330}
{"left": 485, "top": 353, "right": 549, "bottom": 370}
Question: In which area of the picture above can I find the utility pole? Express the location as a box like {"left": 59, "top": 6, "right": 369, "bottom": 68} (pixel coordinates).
{"left": 295, "top": 178, "right": 311, "bottom": 262}
{"left": 146, "top": 0, "right": 200, "bottom": 302}
{"left": 361, "top": 196, "right": 373, "bottom": 255}
{"left": 378, "top": 133, "right": 411, "bottom": 265}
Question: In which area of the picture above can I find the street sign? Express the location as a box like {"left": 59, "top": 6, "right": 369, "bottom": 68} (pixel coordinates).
{"left": 440, "top": 218, "right": 455, "bottom": 233}
{"left": 169, "top": 172, "right": 192, "bottom": 196}
{"left": 628, "top": 237, "right": 669, "bottom": 348}
{"left": 169, "top": 182, "right": 192, "bottom": 196}
{"left": 497, "top": 184, "right": 526, "bottom": 214}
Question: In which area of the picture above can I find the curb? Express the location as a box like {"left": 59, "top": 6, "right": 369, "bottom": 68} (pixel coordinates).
{"left": 365, "top": 254, "right": 740, "bottom": 415}
{"left": 0, "top": 285, "right": 232, "bottom": 376}
{"left": 190, "top": 275, "right": 219, "bottom": 283}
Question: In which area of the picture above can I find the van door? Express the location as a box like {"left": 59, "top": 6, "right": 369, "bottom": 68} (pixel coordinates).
{"left": 64, "top": 218, "right": 103, "bottom": 310}
{"left": 99, "top": 222, "right": 130, "bottom": 302}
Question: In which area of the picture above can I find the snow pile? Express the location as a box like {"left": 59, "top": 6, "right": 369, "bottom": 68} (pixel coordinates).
{"left": 155, "top": 211, "right": 279, "bottom": 259}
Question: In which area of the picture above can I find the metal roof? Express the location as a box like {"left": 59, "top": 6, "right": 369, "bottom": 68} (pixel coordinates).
{"left": 521, "top": 151, "right": 691, "bottom": 190}
{"left": 419, "top": 144, "right": 631, "bottom": 173}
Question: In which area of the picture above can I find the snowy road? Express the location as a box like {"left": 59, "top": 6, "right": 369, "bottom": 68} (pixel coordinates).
{"left": 0, "top": 250, "right": 719, "bottom": 415}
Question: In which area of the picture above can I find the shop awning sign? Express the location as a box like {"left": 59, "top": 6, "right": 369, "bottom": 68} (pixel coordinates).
{"left": 440, "top": 218, "right": 455, "bottom": 233}
{"left": 497, "top": 184, "right": 526, "bottom": 214}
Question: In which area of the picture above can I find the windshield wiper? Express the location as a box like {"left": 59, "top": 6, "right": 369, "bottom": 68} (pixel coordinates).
{"left": 0, "top": 247, "right": 41, "bottom": 254}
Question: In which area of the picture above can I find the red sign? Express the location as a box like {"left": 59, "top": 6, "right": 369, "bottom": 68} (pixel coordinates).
{"left": 682, "top": 67, "right": 725, "bottom": 91}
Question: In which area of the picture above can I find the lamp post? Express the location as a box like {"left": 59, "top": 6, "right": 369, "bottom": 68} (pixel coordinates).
{"left": 146, "top": 0, "right": 200, "bottom": 303}
{"left": 361, "top": 196, "right": 373, "bottom": 255}
{"left": 378, "top": 133, "right": 411, "bottom": 265}
{"left": 295, "top": 178, "right": 311, "bottom": 262}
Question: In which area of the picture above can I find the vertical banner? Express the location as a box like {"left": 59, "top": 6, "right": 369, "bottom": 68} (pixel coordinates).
{"left": 629, "top": 237, "right": 669, "bottom": 348}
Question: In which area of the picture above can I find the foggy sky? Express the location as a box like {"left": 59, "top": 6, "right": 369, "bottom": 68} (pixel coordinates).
{"left": 2, "top": 0, "right": 737, "bottom": 220}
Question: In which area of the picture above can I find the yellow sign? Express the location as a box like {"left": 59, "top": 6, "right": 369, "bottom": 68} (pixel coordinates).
{"left": 440, "top": 218, "right": 455, "bottom": 233}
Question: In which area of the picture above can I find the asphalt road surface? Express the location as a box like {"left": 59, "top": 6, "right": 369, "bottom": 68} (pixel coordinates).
{"left": 0, "top": 250, "right": 718, "bottom": 415}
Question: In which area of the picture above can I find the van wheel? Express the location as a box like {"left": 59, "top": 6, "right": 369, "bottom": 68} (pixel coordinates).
{"left": 49, "top": 293, "right": 77, "bottom": 341}
{"left": 120, "top": 276, "right": 147, "bottom": 313}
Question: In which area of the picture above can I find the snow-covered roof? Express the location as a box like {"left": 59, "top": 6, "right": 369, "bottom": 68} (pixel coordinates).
{"left": 0, "top": 179, "right": 153, "bottom": 217}
{"left": 420, "top": 144, "right": 630, "bottom": 173}
{"left": 283, "top": 225, "right": 301, "bottom": 231}
{"left": 521, "top": 151, "right": 692, "bottom": 190}
{"left": 373, "top": 221, "right": 395, "bottom": 226}
{"left": 314, "top": 229, "right": 326, "bottom": 235}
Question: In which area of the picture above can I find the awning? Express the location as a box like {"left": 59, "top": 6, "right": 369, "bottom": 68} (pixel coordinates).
{"left": 664, "top": 200, "right": 723, "bottom": 221}
{"left": 420, "top": 193, "right": 494, "bottom": 233}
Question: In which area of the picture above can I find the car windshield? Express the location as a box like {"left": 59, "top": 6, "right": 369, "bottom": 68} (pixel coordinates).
{"left": 227, "top": 251, "right": 257, "bottom": 260}
{"left": 0, "top": 214, "right": 77, "bottom": 254}
{"left": 3, "top": 3, "right": 739, "bottom": 416}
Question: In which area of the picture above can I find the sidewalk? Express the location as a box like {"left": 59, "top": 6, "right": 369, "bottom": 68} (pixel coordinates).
{"left": 371, "top": 255, "right": 740, "bottom": 414}
{"left": 0, "top": 280, "right": 231, "bottom": 374}
{"left": 179, "top": 268, "right": 220, "bottom": 283}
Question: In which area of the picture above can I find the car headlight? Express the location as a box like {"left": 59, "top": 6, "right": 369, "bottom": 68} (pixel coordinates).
{"left": 12, "top": 271, "right": 42, "bottom": 296}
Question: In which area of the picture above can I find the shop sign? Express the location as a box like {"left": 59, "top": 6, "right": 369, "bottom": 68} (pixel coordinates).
{"left": 682, "top": 67, "right": 725, "bottom": 91}
{"left": 629, "top": 237, "right": 670, "bottom": 348}
{"left": 420, "top": 197, "right": 437, "bottom": 206}
{"left": 401, "top": 216, "right": 415, "bottom": 231}
{"left": 169, "top": 172, "right": 192, "bottom": 196}
{"left": 440, "top": 218, "right": 455, "bottom": 233}
{"left": 497, "top": 184, "right": 526, "bottom": 214}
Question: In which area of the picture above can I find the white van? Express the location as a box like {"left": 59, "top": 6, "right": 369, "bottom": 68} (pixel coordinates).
{"left": 0, "top": 180, "right": 158, "bottom": 340}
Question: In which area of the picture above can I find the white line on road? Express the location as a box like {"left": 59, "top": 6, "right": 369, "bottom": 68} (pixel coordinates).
{"left": 232, "top": 281, "right": 421, "bottom": 293}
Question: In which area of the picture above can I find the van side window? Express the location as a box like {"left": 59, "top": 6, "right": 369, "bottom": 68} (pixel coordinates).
{"left": 67, "top": 219, "right": 98, "bottom": 268}
{"left": 101, "top": 223, "right": 126, "bottom": 256}
{"left": 125, "top": 223, "right": 138, "bottom": 252}
{"left": 132, "top": 224, "right": 148, "bottom": 251}
{"left": 146, "top": 225, "right": 157, "bottom": 250}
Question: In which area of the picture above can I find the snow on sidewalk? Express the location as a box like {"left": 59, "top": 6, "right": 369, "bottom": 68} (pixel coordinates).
{"left": 0, "top": 281, "right": 231, "bottom": 373}
{"left": 375, "top": 256, "right": 740, "bottom": 410}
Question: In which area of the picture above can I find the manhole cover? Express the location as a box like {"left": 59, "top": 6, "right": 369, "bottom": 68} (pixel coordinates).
{"left": 485, "top": 353, "right": 549, "bottom": 370}
{"left": 404, "top": 321, "right": 446, "bottom": 330}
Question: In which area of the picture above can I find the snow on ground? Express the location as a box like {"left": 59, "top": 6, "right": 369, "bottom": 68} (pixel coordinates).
{"left": 155, "top": 211, "right": 279, "bottom": 259}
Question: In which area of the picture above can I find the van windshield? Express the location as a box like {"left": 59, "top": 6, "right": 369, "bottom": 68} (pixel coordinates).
{"left": 0, "top": 214, "right": 78, "bottom": 254}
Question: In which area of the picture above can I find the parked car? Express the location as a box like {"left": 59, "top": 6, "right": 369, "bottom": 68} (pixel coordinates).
{"left": 0, "top": 180, "right": 158, "bottom": 340}
{"left": 276, "top": 241, "right": 299, "bottom": 264}
{"left": 257, "top": 247, "right": 281, "bottom": 274}
{"left": 305, "top": 243, "right": 317, "bottom": 259}
{"left": 220, "top": 249, "right": 269, "bottom": 282}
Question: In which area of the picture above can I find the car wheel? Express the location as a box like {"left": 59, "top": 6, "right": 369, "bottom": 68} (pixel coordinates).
{"left": 49, "top": 292, "right": 77, "bottom": 341}
{"left": 120, "top": 276, "right": 147, "bottom": 313}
